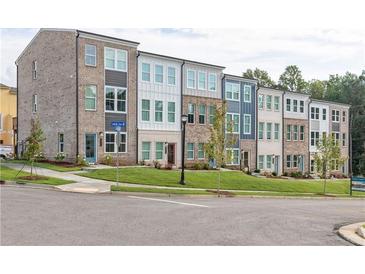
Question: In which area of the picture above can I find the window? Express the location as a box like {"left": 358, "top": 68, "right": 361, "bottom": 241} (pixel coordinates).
{"left": 187, "top": 143, "right": 194, "bottom": 160}
{"left": 156, "top": 142, "right": 164, "bottom": 160}
{"left": 227, "top": 149, "right": 239, "bottom": 165}
{"left": 258, "top": 155, "right": 264, "bottom": 169}
{"left": 286, "top": 98, "right": 291, "bottom": 111}
{"left": 274, "top": 96, "right": 280, "bottom": 111}
{"left": 266, "top": 155, "right": 272, "bottom": 169}
{"left": 311, "top": 107, "right": 319, "bottom": 120}
{"left": 208, "top": 73, "right": 217, "bottom": 91}
{"left": 199, "top": 104, "right": 206, "bottom": 124}
{"left": 226, "top": 113, "right": 239, "bottom": 133}
{"left": 300, "top": 125, "right": 305, "bottom": 141}
{"left": 104, "top": 48, "right": 127, "bottom": 71}
{"left": 187, "top": 70, "right": 196, "bottom": 88}
{"left": 142, "top": 63, "right": 150, "bottom": 82}
{"left": 266, "top": 95, "right": 272, "bottom": 110}
{"left": 225, "top": 82, "right": 240, "bottom": 101}
{"left": 274, "top": 123, "right": 280, "bottom": 140}
{"left": 105, "top": 87, "right": 126, "bottom": 112}
{"left": 188, "top": 103, "right": 195, "bottom": 123}
{"left": 293, "top": 100, "right": 298, "bottom": 112}
{"left": 198, "top": 143, "right": 205, "bottom": 159}
{"left": 85, "top": 44, "right": 96, "bottom": 66}
{"left": 168, "top": 102, "right": 175, "bottom": 123}
{"left": 311, "top": 131, "right": 320, "bottom": 146}
{"left": 299, "top": 100, "right": 304, "bottom": 113}
{"left": 293, "top": 155, "right": 298, "bottom": 168}
{"left": 287, "top": 155, "right": 292, "bottom": 168}
{"left": 332, "top": 132, "right": 340, "bottom": 145}
{"left": 243, "top": 114, "right": 251, "bottom": 134}
{"left": 32, "top": 94, "right": 38, "bottom": 113}
{"left": 155, "top": 64, "right": 163, "bottom": 83}
{"left": 258, "top": 122, "right": 264, "bottom": 140}
{"left": 209, "top": 105, "right": 216, "bottom": 125}
{"left": 105, "top": 133, "right": 127, "bottom": 153}
{"left": 155, "top": 100, "right": 163, "bottom": 122}
{"left": 141, "top": 99, "right": 150, "bottom": 121}
{"left": 244, "top": 85, "right": 251, "bottom": 102}
{"left": 286, "top": 125, "right": 291, "bottom": 141}
{"left": 342, "top": 133, "right": 346, "bottom": 146}
{"left": 198, "top": 72, "right": 206, "bottom": 90}
{"left": 258, "top": 95, "right": 264, "bottom": 110}
{"left": 168, "top": 67, "right": 176, "bottom": 85}
{"left": 85, "top": 85, "right": 97, "bottom": 111}
{"left": 32, "top": 60, "right": 37, "bottom": 79}
{"left": 293, "top": 125, "right": 298, "bottom": 141}
{"left": 322, "top": 108, "right": 327, "bottom": 120}
{"left": 142, "top": 142, "right": 151, "bottom": 160}
{"left": 310, "top": 159, "right": 315, "bottom": 173}
{"left": 332, "top": 110, "right": 340, "bottom": 122}
{"left": 266, "top": 123, "right": 272, "bottom": 140}
{"left": 58, "top": 133, "right": 64, "bottom": 153}
{"left": 342, "top": 111, "right": 346, "bottom": 122}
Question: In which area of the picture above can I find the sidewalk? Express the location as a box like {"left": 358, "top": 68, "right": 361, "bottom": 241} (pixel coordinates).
{"left": 338, "top": 222, "right": 365, "bottom": 246}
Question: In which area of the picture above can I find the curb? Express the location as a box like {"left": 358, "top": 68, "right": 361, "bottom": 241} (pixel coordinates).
{"left": 338, "top": 222, "right": 365, "bottom": 246}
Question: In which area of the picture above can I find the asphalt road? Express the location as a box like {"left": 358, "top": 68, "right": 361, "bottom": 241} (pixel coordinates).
{"left": 1, "top": 186, "right": 364, "bottom": 245}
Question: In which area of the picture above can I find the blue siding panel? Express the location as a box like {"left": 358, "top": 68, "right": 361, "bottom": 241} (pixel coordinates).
{"left": 240, "top": 81, "right": 256, "bottom": 140}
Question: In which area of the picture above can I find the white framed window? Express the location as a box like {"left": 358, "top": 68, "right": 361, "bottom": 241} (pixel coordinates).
{"left": 322, "top": 108, "right": 327, "bottom": 120}
{"left": 243, "top": 85, "right": 251, "bottom": 102}
{"left": 142, "top": 63, "right": 151, "bottom": 82}
{"left": 225, "top": 82, "right": 240, "bottom": 101}
{"left": 243, "top": 114, "right": 251, "bottom": 134}
{"left": 266, "top": 95, "right": 272, "bottom": 110}
{"left": 142, "top": 142, "right": 151, "bottom": 160}
{"left": 188, "top": 103, "right": 195, "bottom": 124}
{"left": 266, "top": 155, "right": 272, "bottom": 169}
{"left": 187, "top": 70, "right": 196, "bottom": 89}
{"left": 208, "top": 73, "right": 217, "bottom": 91}
{"left": 266, "top": 123, "right": 272, "bottom": 140}
{"left": 85, "top": 85, "right": 97, "bottom": 111}
{"left": 198, "top": 143, "right": 205, "bottom": 160}
{"left": 293, "top": 125, "right": 298, "bottom": 141}
{"left": 168, "top": 67, "right": 176, "bottom": 85}
{"left": 198, "top": 71, "right": 206, "bottom": 90}
{"left": 209, "top": 105, "right": 216, "bottom": 125}
{"left": 286, "top": 155, "right": 292, "bottom": 168}
{"left": 141, "top": 99, "right": 150, "bottom": 121}
{"left": 300, "top": 125, "right": 305, "bottom": 141}
{"left": 58, "top": 133, "right": 64, "bottom": 153}
{"left": 332, "top": 132, "right": 340, "bottom": 145}
{"left": 299, "top": 100, "right": 304, "bottom": 113}
{"left": 310, "top": 159, "right": 315, "bottom": 173}
{"left": 286, "top": 125, "right": 292, "bottom": 141}
{"left": 168, "top": 102, "right": 176, "bottom": 123}
{"left": 32, "top": 94, "right": 38, "bottom": 113}
{"left": 155, "top": 64, "right": 163, "bottom": 83}
{"left": 226, "top": 113, "right": 239, "bottom": 133}
{"left": 311, "top": 131, "right": 320, "bottom": 146}
{"left": 274, "top": 123, "right": 280, "bottom": 140}
{"left": 258, "top": 122, "right": 264, "bottom": 140}
{"left": 105, "top": 132, "right": 127, "bottom": 153}
{"left": 187, "top": 143, "right": 194, "bottom": 160}
{"left": 274, "top": 96, "right": 280, "bottom": 111}
{"left": 293, "top": 155, "right": 298, "bottom": 168}
{"left": 104, "top": 47, "right": 127, "bottom": 71}
{"left": 332, "top": 110, "right": 340, "bottom": 122}
{"left": 155, "top": 142, "right": 164, "bottom": 160}
{"left": 154, "top": 100, "right": 163, "bottom": 122}
{"left": 258, "top": 155, "right": 264, "bottom": 169}
{"left": 199, "top": 104, "right": 206, "bottom": 124}
{"left": 293, "top": 99, "right": 298, "bottom": 112}
{"left": 258, "top": 94, "right": 264, "bottom": 110}
{"left": 286, "top": 98, "right": 291, "bottom": 111}
{"left": 85, "top": 44, "right": 96, "bottom": 66}
{"left": 32, "top": 60, "right": 37, "bottom": 80}
{"left": 105, "top": 86, "right": 127, "bottom": 113}
{"left": 311, "top": 107, "right": 319, "bottom": 120}
{"left": 227, "top": 149, "right": 239, "bottom": 165}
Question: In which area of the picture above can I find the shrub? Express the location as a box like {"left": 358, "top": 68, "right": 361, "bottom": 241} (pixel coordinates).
{"left": 290, "top": 171, "right": 302, "bottom": 178}
{"left": 138, "top": 160, "right": 145, "bottom": 166}
{"left": 193, "top": 162, "right": 203, "bottom": 170}
{"left": 203, "top": 163, "right": 209, "bottom": 170}
{"left": 272, "top": 171, "right": 277, "bottom": 177}
{"left": 55, "top": 152, "right": 66, "bottom": 161}
{"left": 76, "top": 154, "right": 89, "bottom": 167}
{"left": 253, "top": 169, "right": 260, "bottom": 173}
{"left": 103, "top": 154, "right": 113, "bottom": 165}
{"left": 245, "top": 170, "right": 252, "bottom": 175}
{"left": 283, "top": 172, "right": 288, "bottom": 177}
{"left": 153, "top": 160, "right": 162, "bottom": 169}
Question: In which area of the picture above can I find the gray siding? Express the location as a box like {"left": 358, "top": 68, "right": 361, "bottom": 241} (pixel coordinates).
{"left": 227, "top": 101, "right": 240, "bottom": 113}
{"left": 240, "top": 81, "right": 256, "bottom": 140}
{"left": 332, "top": 122, "right": 340, "bottom": 132}
{"left": 105, "top": 70, "right": 127, "bottom": 87}
{"left": 105, "top": 113, "right": 127, "bottom": 132}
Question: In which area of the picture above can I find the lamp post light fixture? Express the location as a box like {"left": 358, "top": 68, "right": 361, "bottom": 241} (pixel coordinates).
{"left": 180, "top": 114, "right": 188, "bottom": 185}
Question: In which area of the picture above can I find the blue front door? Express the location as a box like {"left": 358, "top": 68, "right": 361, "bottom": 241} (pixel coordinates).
{"left": 85, "top": 134, "right": 97, "bottom": 163}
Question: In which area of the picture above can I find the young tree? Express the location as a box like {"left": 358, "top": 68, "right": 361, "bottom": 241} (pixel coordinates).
{"left": 307, "top": 79, "right": 326, "bottom": 99}
{"left": 24, "top": 118, "right": 46, "bottom": 178}
{"left": 243, "top": 68, "right": 276, "bottom": 88}
{"left": 314, "top": 134, "right": 346, "bottom": 195}
{"left": 205, "top": 101, "right": 237, "bottom": 196}
{"left": 278, "top": 65, "right": 307, "bottom": 92}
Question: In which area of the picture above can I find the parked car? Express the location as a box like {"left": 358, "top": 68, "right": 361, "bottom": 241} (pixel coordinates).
{"left": 0, "top": 145, "right": 14, "bottom": 159}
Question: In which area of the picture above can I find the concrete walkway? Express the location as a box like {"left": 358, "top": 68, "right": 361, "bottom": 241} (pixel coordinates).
{"left": 338, "top": 222, "right": 365, "bottom": 246}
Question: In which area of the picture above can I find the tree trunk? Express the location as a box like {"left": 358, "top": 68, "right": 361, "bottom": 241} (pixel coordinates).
{"left": 217, "top": 168, "right": 221, "bottom": 198}
{"left": 30, "top": 160, "right": 34, "bottom": 178}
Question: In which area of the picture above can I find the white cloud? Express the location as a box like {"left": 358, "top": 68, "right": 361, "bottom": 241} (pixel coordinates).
{"left": 1, "top": 28, "right": 364, "bottom": 87}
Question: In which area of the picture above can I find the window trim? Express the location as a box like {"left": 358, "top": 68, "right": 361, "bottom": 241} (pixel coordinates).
{"left": 142, "top": 141, "right": 151, "bottom": 160}
{"left": 286, "top": 98, "right": 291, "bottom": 112}
{"left": 187, "top": 143, "right": 194, "bottom": 160}
{"left": 243, "top": 85, "right": 251, "bottom": 103}
{"left": 266, "top": 122, "right": 272, "bottom": 140}
{"left": 32, "top": 60, "right": 37, "bottom": 80}
{"left": 293, "top": 99, "right": 298, "bottom": 112}
{"left": 198, "top": 104, "right": 206, "bottom": 125}
{"left": 225, "top": 82, "right": 240, "bottom": 102}
{"left": 167, "top": 101, "right": 176, "bottom": 123}
{"left": 258, "top": 94, "right": 264, "bottom": 110}
{"left": 198, "top": 143, "right": 205, "bottom": 160}
{"left": 104, "top": 86, "right": 127, "bottom": 114}
{"left": 85, "top": 85, "right": 97, "bottom": 111}
{"left": 167, "top": 66, "right": 177, "bottom": 86}
{"left": 141, "top": 99, "right": 150, "bottom": 122}
{"left": 155, "top": 142, "right": 164, "bottom": 160}
{"left": 187, "top": 69, "right": 196, "bottom": 89}
{"left": 266, "top": 95, "right": 272, "bottom": 110}
{"left": 154, "top": 100, "right": 163, "bottom": 123}
{"left": 187, "top": 103, "right": 195, "bottom": 124}
{"left": 226, "top": 113, "right": 240, "bottom": 134}
{"left": 104, "top": 132, "right": 128, "bottom": 154}
{"left": 226, "top": 148, "right": 240, "bottom": 165}
{"left": 274, "top": 123, "right": 280, "bottom": 140}
{"left": 32, "top": 94, "right": 38, "bottom": 113}
{"left": 208, "top": 73, "right": 217, "bottom": 92}
{"left": 58, "top": 133, "right": 64, "bottom": 153}
{"left": 258, "top": 122, "right": 264, "bottom": 140}
{"left": 198, "top": 71, "right": 207, "bottom": 90}
{"left": 85, "top": 44, "right": 97, "bottom": 67}
{"left": 299, "top": 100, "right": 304, "bottom": 113}
{"left": 243, "top": 114, "right": 251, "bottom": 135}
{"left": 274, "top": 96, "right": 280, "bottom": 111}
{"left": 141, "top": 62, "right": 151, "bottom": 82}
{"left": 332, "top": 109, "right": 340, "bottom": 122}
{"left": 258, "top": 155, "right": 264, "bottom": 170}
{"left": 104, "top": 47, "right": 128, "bottom": 72}
{"left": 154, "top": 64, "right": 164, "bottom": 84}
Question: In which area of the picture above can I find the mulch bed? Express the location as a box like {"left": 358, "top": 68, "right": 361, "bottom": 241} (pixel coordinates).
{"left": 206, "top": 190, "right": 235, "bottom": 197}
{"left": 38, "top": 160, "right": 81, "bottom": 168}
{"left": 18, "top": 176, "right": 48, "bottom": 180}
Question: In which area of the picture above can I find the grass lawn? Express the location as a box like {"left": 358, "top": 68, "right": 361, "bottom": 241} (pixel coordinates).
{"left": 4, "top": 159, "right": 82, "bottom": 172}
{"left": 0, "top": 166, "right": 73, "bottom": 185}
{"left": 82, "top": 167, "right": 365, "bottom": 196}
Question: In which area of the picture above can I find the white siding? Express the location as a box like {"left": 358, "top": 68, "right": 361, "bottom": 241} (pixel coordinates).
{"left": 284, "top": 92, "right": 310, "bottom": 120}
{"left": 309, "top": 101, "right": 330, "bottom": 153}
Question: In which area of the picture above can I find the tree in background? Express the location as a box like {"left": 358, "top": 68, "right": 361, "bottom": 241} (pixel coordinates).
{"left": 314, "top": 134, "right": 346, "bottom": 195}
{"left": 24, "top": 118, "right": 46, "bottom": 178}
{"left": 278, "top": 65, "right": 307, "bottom": 92}
{"left": 243, "top": 68, "right": 276, "bottom": 88}
{"left": 205, "top": 101, "right": 237, "bottom": 196}
{"left": 307, "top": 79, "right": 326, "bottom": 99}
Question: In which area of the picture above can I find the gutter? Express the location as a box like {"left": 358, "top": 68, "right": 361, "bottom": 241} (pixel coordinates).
{"left": 136, "top": 51, "right": 140, "bottom": 164}
{"left": 16, "top": 64, "right": 19, "bottom": 157}
{"left": 282, "top": 91, "right": 286, "bottom": 175}
{"left": 255, "top": 85, "right": 260, "bottom": 171}
{"left": 308, "top": 98, "right": 312, "bottom": 173}
{"left": 75, "top": 31, "right": 80, "bottom": 159}
{"left": 180, "top": 61, "right": 185, "bottom": 168}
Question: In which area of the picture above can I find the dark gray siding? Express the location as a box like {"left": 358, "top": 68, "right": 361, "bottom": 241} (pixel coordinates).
{"left": 105, "top": 70, "right": 127, "bottom": 87}
{"left": 105, "top": 112, "right": 127, "bottom": 132}
{"left": 332, "top": 122, "right": 340, "bottom": 132}
{"left": 240, "top": 81, "right": 256, "bottom": 140}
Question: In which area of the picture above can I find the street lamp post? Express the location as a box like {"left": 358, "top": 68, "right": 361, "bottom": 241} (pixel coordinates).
{"left": 180, "top": 114, "right": 188, "bottom": 185}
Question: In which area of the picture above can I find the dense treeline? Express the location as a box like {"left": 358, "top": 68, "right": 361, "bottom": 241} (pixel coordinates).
{"left": 243, "top": 66, "right": 365, "bottom": 176}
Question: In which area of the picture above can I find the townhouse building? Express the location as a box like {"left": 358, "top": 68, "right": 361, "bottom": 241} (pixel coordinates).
{"left": 137, "top": 51, "right": 183, "bottom": 167}
{"left": 223, "top": 75, "right": 257, "bottom": 170}
{"left": 182, "top": 61, "right": 224, "bottom": 166}
{"left": 16, "top": 29, "right": 139, "bottom": 164}
{"left": 0, "top": 83, "right": 17, "bottom": 150}
{"left": 257, "top": 87, "right": 283, "bottom": 175}
{"left": 283, "top": 91, "right": 310, "bottom": 174}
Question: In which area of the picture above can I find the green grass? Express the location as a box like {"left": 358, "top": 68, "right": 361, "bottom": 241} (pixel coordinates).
{"left": 82, "top": 167, "right": 363, "bottom": 196}
{"left": 0, "top": 166, "right": 73, "bottom": 185}
{"left": 4, "top": 159, "right": 82, "bottom": 172}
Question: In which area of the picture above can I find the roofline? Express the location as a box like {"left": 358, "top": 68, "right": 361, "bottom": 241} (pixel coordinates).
{"left": 138, "top": 51, "right": 184, "bottom": 63}
{"left": 224, "top": 73, "right": 258, "bottom": 84}
{"left": 258, "top": 86, "right": 285, "bottom": 93}
{"left": 310, "top": 98, "right": 351, "bottom": 107}
{"left": 77, "top": 30, "right": 140, "bottom": 47}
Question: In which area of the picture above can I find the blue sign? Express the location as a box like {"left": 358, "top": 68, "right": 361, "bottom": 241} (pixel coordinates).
{"left": 351, "top": 176, "right": 365, "bottom": 192}
{"left": 111, "top": 121, "right": 126, "bottom": 128}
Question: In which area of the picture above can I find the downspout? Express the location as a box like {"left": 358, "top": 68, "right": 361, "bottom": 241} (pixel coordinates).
{"left": 282, "top": 91, "right": 286, "bottom": 176}
{"left": 255, "top": 85, "right": 260, "bottom": 171}
{"left": 16, "top": 63, "right": 19, "bottom": 158}
{"left": 308, "top": 98, "right": 312, "bottom": 173}
{"left": 75, "top": 31, "right": 80, "bottom": 159}
{"left": 136, "top": 51, "right": 140, "bottom": 164}
{"left": 180, "top": 61, "right": 185, "bottom": 168}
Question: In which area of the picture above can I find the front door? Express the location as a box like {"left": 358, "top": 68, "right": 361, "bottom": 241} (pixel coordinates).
{"left": 274, "top": 156, "right": 279, "bottom": 174}
{"left": 85, "top": 133, "right": 97, "bottom": 163}
{"left": 167, "top": 143, "right": 175, "bottom": 165}
{"left": 299, "top": 155, "right": 304, "bottom": 172}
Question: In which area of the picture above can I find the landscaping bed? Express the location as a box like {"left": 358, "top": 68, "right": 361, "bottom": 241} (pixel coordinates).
{"left": 4, "top": 159, "right": 83, "bottom": 172}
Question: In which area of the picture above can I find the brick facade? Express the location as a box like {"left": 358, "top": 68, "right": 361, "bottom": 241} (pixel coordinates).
{"left": 240, "top": 139, "right": 256, "bottom": 171}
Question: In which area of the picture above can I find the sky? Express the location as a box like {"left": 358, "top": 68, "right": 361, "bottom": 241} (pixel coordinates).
{"left": 1, "top": 28, "right": 364, "bottom": 87}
